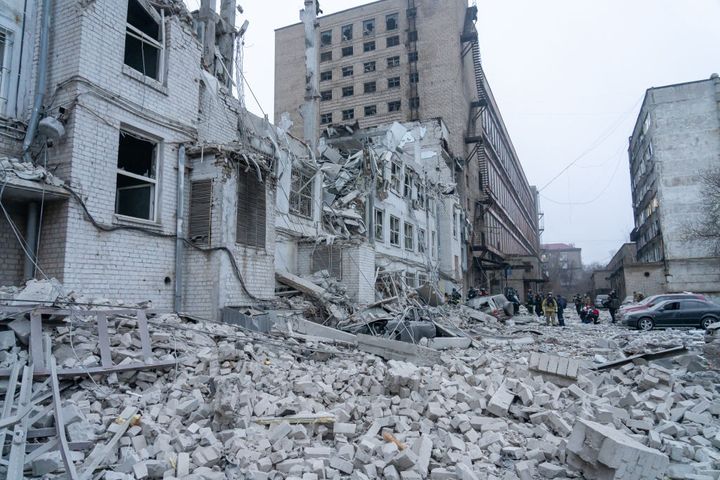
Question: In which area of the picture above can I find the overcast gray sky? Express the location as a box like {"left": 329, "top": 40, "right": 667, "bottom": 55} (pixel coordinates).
{"left": 185, "top": 0, "right": 720, "bottom": 265}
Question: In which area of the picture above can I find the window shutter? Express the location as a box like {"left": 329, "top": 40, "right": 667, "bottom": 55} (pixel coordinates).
{"left": 189, "top": 179, "right": 212, "bottom": 245}
{"left": 236, "top": 173, "right": 266, "bottom": 248}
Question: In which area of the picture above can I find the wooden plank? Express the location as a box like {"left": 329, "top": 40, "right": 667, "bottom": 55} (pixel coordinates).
{"left": 0, "top": 362, "right": 21, "bottom": 464}
{"left": 136, "top": 310, "right": 153, "bottom": 362}
{"left": 96, "top": 312, "right": 112, "bottom": 368}
{"left": 0, "top": 360, "right": 177, "bottom": 379}
{"left": 30, "top": 312, "right": 44, "bottom": 371}
{"left": 50, "top": 357, "right": 80, "bottom": 479}
{"left": 6, "top": 366, "right": 32, "bottom": 479}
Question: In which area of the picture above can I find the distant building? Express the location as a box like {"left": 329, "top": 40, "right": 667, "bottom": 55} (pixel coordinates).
{"left": 274, "top": 0, "right": 543, "bottom": 298}
{"left": 541, "top": 243, "right": 582, "bottom": 295}
{"left": 628, "top": 75, "right": 720, "bottom": 299}
{"left": 591, "top": 269, "right": 611, "bottom": 297}
{"left": 604, "top": 243, "right": 664, "bottom": 301}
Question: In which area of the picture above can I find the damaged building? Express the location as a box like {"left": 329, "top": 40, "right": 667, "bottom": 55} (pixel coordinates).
{"left": 274, "top": 0, "right": 544, "bottom": 299}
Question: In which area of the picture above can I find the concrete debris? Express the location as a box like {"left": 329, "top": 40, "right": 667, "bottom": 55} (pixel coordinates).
{"left": 0, "top": 291, "right": 718, "bottom": 479}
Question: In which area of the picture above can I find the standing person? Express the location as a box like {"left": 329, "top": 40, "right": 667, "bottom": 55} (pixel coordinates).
{"left": 534, "top": 293, "right": 543, "bottom": 318}
{"left": 607, "top": 290, "right": 620, "bottom": 323}
{"left": 542, "top": 293, "right": 559, "bottom": 326}
{"left": 557, "top": 294, "right": 567, "bottom": 327}
{"left": 526, "top": 290, "right": 535, "bottom": 312}
{"left": 574, "top": 294, "right": 582, "bottom": 315}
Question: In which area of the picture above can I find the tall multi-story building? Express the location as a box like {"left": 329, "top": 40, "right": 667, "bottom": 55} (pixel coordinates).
{"left": 628, "top": 75, "right": 720, "bottom": 299}
{"left": 540, "top": 243, "right": 583, "bottom": 295}
{"left": 275, "top": 0, "right": 543, "bottom": 298}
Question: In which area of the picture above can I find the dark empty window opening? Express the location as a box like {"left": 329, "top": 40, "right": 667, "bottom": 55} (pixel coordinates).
{"left": 342, "top": 65, "right": 354, "bottom": 77}
{"left": 290, "top": 169, "right": 314, "bottom": 218}
{"left": 410, "top": 72, "right": 419, "bottom": 83}
{"left": 408, "top": 51, "right": 418, "bottom": 62}
{"left": 342, "top": 108, "right": 355, "bottom": 120}
{"left": 236, "top": 172, "right": 266, "bottom": 248}
{"left": 321, "top": 112, "right": 333, "bottom": 124}
{"left": 320, "top": 51, "right": 332, "bottom": 62}
{"left": 364, "top": 81, "right": 377, "bottom": 93}
{"left": 320, "top": 90, "right": 332, "bottom": 101}
{"left": 388, "top": 100, "right": 401, "bottom": 112}
{"left": 341, "top": 24, "right": 353, "bottom": 41}
{"left": 408, "top": 30, "right": 418, "bottom": 42}
{"left": 386, "top": 35, "right": 400, "bottom": 47}
{"left": 388, "top": 77, "right": 400, "bottom": 88}
{"left": 364, "top": 41, "right": 376, "bottom": 52}
{"left": 410, "top": 97, "right": 420, "bottom": 109}
{"left": 124, "top": 0, "right": 164, "bottom": 81}
{"left": 115, "top": 130, "right": 158, "bottom": 221}
{"left": 320, "top": 70, "right": 332, "bottom": 81}
{"left": 320, "top": 30, "right": 332, "bottom": 46}
{"left": 387, "top": 56, "right": 400, "bottom": 68}
{"left": 386, "top": 13, "right": 398, "bottom": 30}
{"left": 363, "top": 19, "right": 375, "bottom": 36}
{"left": 312, "top": 245, "right": 343, "bottom": 281}
{"left": 189, "top": 179, "right": 212, "bottom": 245}
{"left": 365, "top": 105, "right": 377, "bottom": 116}
{"left": 342, "top": 46, "right": 353, "bottom": 57}
{"left": 364, "top": 61, "right": 376, "bottom": 73}
{"left": 342, "top": 86, "right": 354, "bottom": 97}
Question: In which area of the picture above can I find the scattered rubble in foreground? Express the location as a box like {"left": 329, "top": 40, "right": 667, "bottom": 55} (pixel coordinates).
{"left": 1, "top": 282, "right": 719, "bottom": 479}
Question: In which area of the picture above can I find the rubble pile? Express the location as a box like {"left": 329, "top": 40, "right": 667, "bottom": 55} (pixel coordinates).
{"left": 0, "top": 156, "right": 66, "bottom": 187}
{"left": 1, "top": 288, "right": 719, "bottom": 479}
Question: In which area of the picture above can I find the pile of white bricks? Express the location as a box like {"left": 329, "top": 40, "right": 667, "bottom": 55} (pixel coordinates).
{"left": 1, "top": 301, "right": 718, "bottom": 479}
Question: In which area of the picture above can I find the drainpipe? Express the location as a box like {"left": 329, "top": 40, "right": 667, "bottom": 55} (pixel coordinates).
{"left": 21, "top": 0, "right": 52, "bottom": 280}
{"left": 174, "top": 145, "right": 186, "bottom": 313}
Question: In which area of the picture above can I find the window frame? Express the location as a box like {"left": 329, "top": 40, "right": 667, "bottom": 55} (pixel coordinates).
{"left": 386, "top": 13, "right": 399, "bottom": 31}
{"left": 320, "top": 51, "right": 332, "bottom": 62}
{"left": 408, "top": 51, "right": 418, "bottom": 62}
{"left": 388, "top": 76, "right": 400, "bottom": 89}
{"left": 0, "top": 22, "right": 21, "bottom": 117}
{"left": 341, "top": 24, "right": 353, "bottom": 41}
{"left": 409, "top": 72, "right": 419, "bottom": 83}
{"left": 320, "top": 90, "right": 332, "bottom": 101}
{"left": 320, "top": 30, "right": 332, "bottom": 47}
{"left": 320, "top": 70, "right": 332, "bottom": 82}
{"left": 418, "top": 228, "right": 426, "bottom": 254}
{"left": 320, "top": 112, "right": 333, "bottom": 124}
{"left": 364, "top": 81, "right": 377, "bottom": 94}
{"left": 404, "top": 222, "right": 415, "bottom": 251}
{"left": 342, "top": 108, "right": 355, "bottom": 120}
{"left": 364, "top": 105, "right": 377, "bottom": 116}
{"left": 341, "top": 46, "right": 354, "bottom": 57}
{"left": 363, "top": 19, "right": 376, "bottom": 36}
{"left": 363, "top": 61, "right": 376, "bottom": 73}
{"left": 389, "top": 215, "right": 401, "bottom": 246}
{"left": 374, "top": 209, "right": 384, "bottom": 242}
{"left": 363, "top": 41, "right": 376, "bottom": 52}
{"left": 390, "top": 160, "right": 402, "bottom": 192}
{"left": 388, "top": 100, "right": 401, "bottom": 112}
{"left": 289, "top": 169, "right": 314, "bottom": 219}
{"left": 342, "top": 86, "right": 354, "bottom": 97}
{"left": 342, "top": 65, "right": 354, "bottom": 77}
{"left": 386, "top": 35, "right": 400, "bottom": 48}
{"left": 124, "top": 0, "right": 165, "bottom": 83}
{"left": 115, "top": 129, "right": 160, "bottom": 223}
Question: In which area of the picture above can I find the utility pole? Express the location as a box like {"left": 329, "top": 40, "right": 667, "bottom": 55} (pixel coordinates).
{"left": 300, "top": 0, "right": 320, "bottom": 154}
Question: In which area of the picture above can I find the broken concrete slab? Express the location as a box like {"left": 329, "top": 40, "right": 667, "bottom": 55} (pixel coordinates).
{"left": 357, "top": 333, "right": 441, "bottom": 366}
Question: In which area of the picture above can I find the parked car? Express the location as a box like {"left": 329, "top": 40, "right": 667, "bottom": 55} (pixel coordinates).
{"left": 623, "top": 298, "right": 720, "bottom": 331}
{"left": 621, "top": 295, "right": 634, "bottom": 306}
{"left": 618, "top": 293, "right": 707, "bottom": 322}
{"left": 467, "top": 294, "right": 514, "bottom": 319}
{"left": 594, "top": 294, "right": 609, "bottom": 309}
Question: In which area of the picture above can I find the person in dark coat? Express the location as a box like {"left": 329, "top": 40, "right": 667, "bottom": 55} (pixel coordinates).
{"left": 534, "top": 293, "right": 543, "bottom": 317}
{"left": 607, "top": 290, "right": 620, "bottom": 323}
{"left": 574, "top": 294, "right": 583, "bottom": 315}
{"left": 557, "top": 294, "right": 567, "bottom": 327}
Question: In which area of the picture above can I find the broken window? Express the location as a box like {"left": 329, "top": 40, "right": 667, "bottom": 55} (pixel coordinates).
{"left": 365, "top": 105, "right": 377, "bottom": 116}
{"left": 387, "top": 56, "right": 400, "bottom": 68}
{"left": 342, "top": 86, "right": 354, "bottom": 97}
{"left": 390, "top": 160, "right": 402, "bottom": 192}
{"left": 404, "top": 172, "right": 412, "bottom": 198}
{"left": 363, "top": 41, "right": 376, "bottom": 52}
{"left": 188, "top": 179, "right": 212, "bottom": 245}
{"left": 320, "top": 112, "right": 333, "bottom": 124}
{"left": 404, "top": 222, "right": 414, "bottom": 251}
{"left": 115, "top": 131, "right": 158, "bottom": 221}
{"left": 375, "top": 209, "right": 384, "bottom": 242}
{"left": 410, "top": 96, "right": 420, "bottom": 109}
{"left": 320, "top": 90, "right": 332, "bottom": 101}
{"left": 408, "top": 30, "right": 418, "bottom": 42}
{"left": 364, "top": 81, "right": 377, "bottom": 94}
{"left": 236, "top": 172, "right": 266, "bottom": 248}
{"left": 312, "top": 245, "right": 342, "bottom": 280}
{"left": 363, "top": 19, "right": 375, "bottom": 36}
{"left": 320, "top": 70, "right": 332, "bottom": 81}
{"left": 124, "top": 0, "right": 164, "bottom": 81}
{"left": 386, "top": 35, "right": 400, "bottom": 48}
{"left": 341, "top": 24, "right": 353, "bottom": 41}
{"left": 386, "top": 13, "right": 398, "bottom": 30}
{"left": 417, "top": 182, "right": 425, "bottom": 207}
{"left": 388, "top": 100, "right": 401, "bottom": 112}
{"left": 342, "top": 65, "right": 354, "bottom": 77}
{"left": 409, "top": 72, "right": 419, "bottom": 83}
{"left": 320, "top": 51, "right": 332, "bottom": 62}
{"left": 388, "top": 76, "right": 400, "bottom": 88}
{"left": 408, "top": 51, "right": 418, "bottom": 62}
{"left": 418, "top": 272, "right": 427, "bottom": 285}
{"left": 418, "top": 228, "right": 426, "bottom": 254}
{"left": 342, "top": 108, "right": 354, "bottom": 120}
{"left": 390, "top": 216, "right": 400, "bottom": 246}
{"left": 341, "top": 46, "right": 353, "bottom": 57}
{"left": 320, "top": 30, "right": 332, "bottom": 47}
{"left": 290, "top": 169, "right": 314, "bottom": 218}
{"left": 364, "top": 61, "right": 376, "bottom": 73}
{"left": 0, "top": 27, "right": 16, "bottom": 115}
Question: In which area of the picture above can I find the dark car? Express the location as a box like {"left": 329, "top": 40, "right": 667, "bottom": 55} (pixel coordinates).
{"left": 618, "top": 293, "right": 707, "bottom": 322}
{"left": 623, "top": 299, "right": 720, "bottom": 331}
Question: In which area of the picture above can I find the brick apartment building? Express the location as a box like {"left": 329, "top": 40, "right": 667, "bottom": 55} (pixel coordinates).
{"left": 275, "top": 0, "right": 543, "bottom": 298}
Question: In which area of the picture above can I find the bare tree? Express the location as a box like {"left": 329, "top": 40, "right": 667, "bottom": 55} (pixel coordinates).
{"left": 686, "top": 168, "right": 720, "bottom": 255}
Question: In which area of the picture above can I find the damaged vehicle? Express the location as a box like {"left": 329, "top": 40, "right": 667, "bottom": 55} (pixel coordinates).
{"left": 623, "top": 298, "right": 720, "bottom": 331}
{"left": 466, "top": 294, "right": 515, "bottom": 320}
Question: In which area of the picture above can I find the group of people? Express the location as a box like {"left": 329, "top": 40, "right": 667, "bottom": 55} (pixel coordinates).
{"left": 526, "top": 291, "right": 567, "bottom": 326}
{"left": 572, "top": 293, "right": 601, "bottom": 324}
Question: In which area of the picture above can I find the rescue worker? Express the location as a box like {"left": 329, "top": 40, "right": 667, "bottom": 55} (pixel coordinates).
{"left": 607, "top": 290, "right": 620, "bottom": 323}
{"left": 534, "top": 293, "right": 543, "bottom": 317}
{"left": 542, "top": 292, "right": 559, "bottom": 326}
{"left": 557, "top": 294, "right": 567, "bottom": 327}
{"left": 574, "top": 294, "right": 583, "bottom": 315}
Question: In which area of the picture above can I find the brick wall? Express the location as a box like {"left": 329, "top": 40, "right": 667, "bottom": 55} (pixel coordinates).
{"left": 0, "top": 201, "right": 27, "bottom": 286}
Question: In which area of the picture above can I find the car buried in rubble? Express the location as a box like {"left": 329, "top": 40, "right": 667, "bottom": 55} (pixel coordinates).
{"left": 623, "top": 298, "right": 720, "bottom": 331}
{"left": 466, "top": 294, "right": 515, "bottom": 320}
